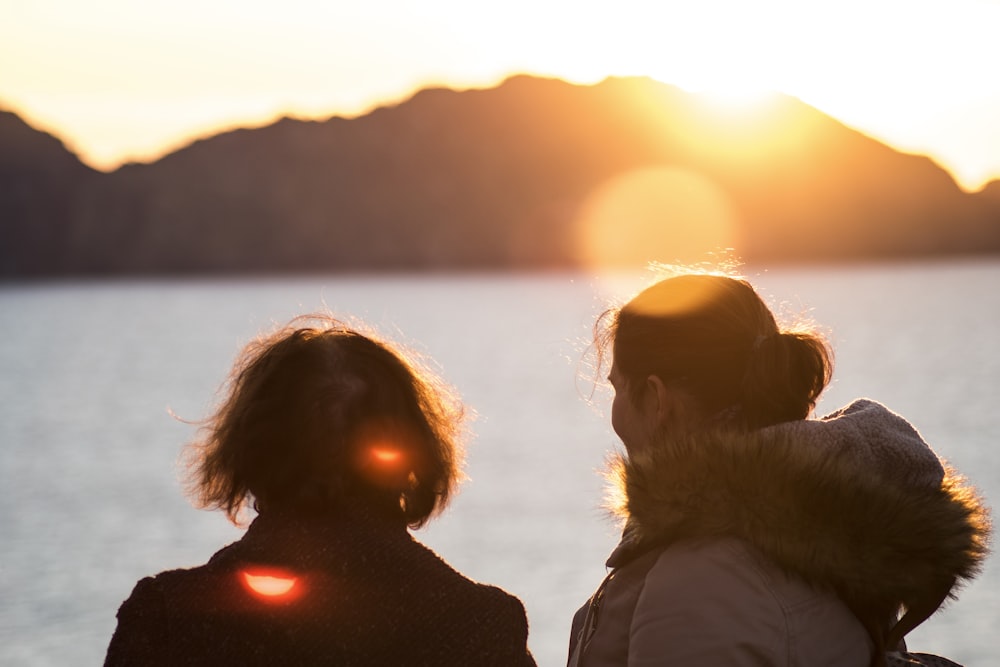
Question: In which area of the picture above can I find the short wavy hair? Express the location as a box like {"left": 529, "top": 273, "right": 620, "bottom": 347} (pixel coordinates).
{"left": 185, "top": 316, "right": 465, "bottom": 527}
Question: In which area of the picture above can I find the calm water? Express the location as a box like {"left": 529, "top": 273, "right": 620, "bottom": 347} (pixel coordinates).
{"left": 1, "top": 261, "right": 997, "bottom": 666}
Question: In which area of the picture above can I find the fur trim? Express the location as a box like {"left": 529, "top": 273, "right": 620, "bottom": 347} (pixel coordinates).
{"left": 611, "top": 399, "right": 991, "bottom": 619}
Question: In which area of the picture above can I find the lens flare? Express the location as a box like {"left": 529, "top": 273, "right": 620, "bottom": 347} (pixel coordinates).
{"left": 575, "top": 166, "right": 740, "bottom": 269}
{"left": 240, "top": 568, "right": 300, "bottom": 602}
{"left": 370, "top": 447, "right": 403, "bottom": 464}
{"left": 352, "top": 423, "right": 419, "bottom": 490}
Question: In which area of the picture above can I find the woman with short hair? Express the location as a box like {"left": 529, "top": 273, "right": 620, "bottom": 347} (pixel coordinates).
{"left": 106, "top": 316, "right": 535, "bottom": 666}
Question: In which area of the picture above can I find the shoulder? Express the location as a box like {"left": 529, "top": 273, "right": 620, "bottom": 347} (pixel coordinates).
{"left": 476, "top": 582, "right": 530, "bottom": 624}
{"left": 640, "top": 536, "right": 853, "bottom": 622}
{"left": 465, "top": 584, "right": 533, "bottom": 646}
{"left": 104, "top": 576, "right": 171, "bottom": 666}
{"left": 632, "top": 538, "right": 869, "bottom": 665}
{"left": 609, "top": 538, "right": 787, "bottom": 666}
{"left": 386, "top": 540, "right": 534, "bottom": 665}
{"left": 110, "top": 563, "right": 218, "bottom": 627}
{"left": 405, "top": 541, "right": 533, "bottom": 661}
{"left": 638, "top": 537, "right": 787, "bottom": 626}
{"left": 112, "top": 559, "right": 236, "bottom": 629}
{"left": 426, "top": 558, "right": 530, "bottom": 627}
{"left": 459, "top": 585, "right": 535, "bottom": 666}
{"left": 387, "top": 533, "right": 527, "bottom": 609}
{"left": 115, "top": 574, "right": 169, "bottom": 619}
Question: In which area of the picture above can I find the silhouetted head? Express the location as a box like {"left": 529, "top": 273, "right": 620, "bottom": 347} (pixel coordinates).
{"left": 597, "top": 273, "right": 832, "bottom": 450}
{"left": 186, "top": 316, "right": 464, "bottom": 528}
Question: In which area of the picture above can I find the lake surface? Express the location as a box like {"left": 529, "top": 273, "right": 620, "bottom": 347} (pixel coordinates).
{"left": 1, "top": 260, "right": 997, "bottom": 666}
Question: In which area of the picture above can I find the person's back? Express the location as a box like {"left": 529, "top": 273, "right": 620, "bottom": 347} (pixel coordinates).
{"left": 107, "top": 508, "right": 530, "bottom": 666}
{"left": 104, "top": 317, "right": 535, "bottom": 666}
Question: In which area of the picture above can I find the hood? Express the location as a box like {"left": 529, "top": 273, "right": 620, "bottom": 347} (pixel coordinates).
{"left": 610, "top": 399, "right": 990, "bottom": 635}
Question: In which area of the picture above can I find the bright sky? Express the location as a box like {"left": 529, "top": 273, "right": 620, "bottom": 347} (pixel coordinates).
{"left": 2, "top": 0, "right": 998, "bottom": 191}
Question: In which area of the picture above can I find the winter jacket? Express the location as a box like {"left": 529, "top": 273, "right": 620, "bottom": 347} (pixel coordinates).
{"left": 568, "top": 399, "right": 989, "bottom": 667}
{"left": 106, "top": 508, "right": 536, "bottom": 666}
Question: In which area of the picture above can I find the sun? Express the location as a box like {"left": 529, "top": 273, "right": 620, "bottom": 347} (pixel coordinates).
{"left": 663, "top": 69, "right": 781, "bottom": 114}
{"left": 641, "top": 42, "right": 783, "bottom": 115}
{"left": 691, "top": 85, "right": 779, "bottom": 112}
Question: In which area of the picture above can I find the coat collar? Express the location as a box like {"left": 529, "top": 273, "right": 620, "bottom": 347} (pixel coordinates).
{"left": 209, "top": 504, "right": 412, "bottom": 570}
{"left": 608, "top": 399, "right": 989, "bottom": 617}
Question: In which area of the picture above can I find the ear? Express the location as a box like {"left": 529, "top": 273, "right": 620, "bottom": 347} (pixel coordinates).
{"left": 644, "top": 374, "right": 674, "bottom": 426}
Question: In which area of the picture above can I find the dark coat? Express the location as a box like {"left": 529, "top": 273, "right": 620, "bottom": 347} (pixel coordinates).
{"left": 106, "top": 508, "right": 535, "bottom": 666}
{"left": 568, "top": 399, "right": 990, "bottom": 666}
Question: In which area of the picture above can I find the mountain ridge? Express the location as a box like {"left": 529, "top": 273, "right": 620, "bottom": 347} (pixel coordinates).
{"left": 2, "top": 75, "right": 999, "bottom": 278}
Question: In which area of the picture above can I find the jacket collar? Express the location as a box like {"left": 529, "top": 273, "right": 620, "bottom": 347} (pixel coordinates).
{"left": 608, "top": 399, "right": 989, "bottom": 616}
{"left": 209, "top": 504, "right": 411, "bottom": 570}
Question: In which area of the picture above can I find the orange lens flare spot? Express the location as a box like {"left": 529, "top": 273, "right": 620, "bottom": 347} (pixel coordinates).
{"left": 371, "top": 447, "right": 402, "bottom": 464}
{"left": 240, "top": 568, "right": 300, "bottom": 601}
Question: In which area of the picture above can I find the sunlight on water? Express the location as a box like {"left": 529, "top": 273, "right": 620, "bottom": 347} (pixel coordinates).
{"left": 1, "top": 262, "right": 997, "bottom": 666}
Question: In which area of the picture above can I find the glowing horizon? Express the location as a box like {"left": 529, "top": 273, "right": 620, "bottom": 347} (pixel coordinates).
{"left": 2, "top": 0, "right": 998, "bottom": 191}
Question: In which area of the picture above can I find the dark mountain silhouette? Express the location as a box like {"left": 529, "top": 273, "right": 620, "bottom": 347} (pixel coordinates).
{"left": 0, "top": 111, "right": 98, "bottom": 275}
{"left": 976, "top": 179, "right": 1000, "bottom": 209}
{"left": 2, "top": 75, "right": 999, "bottom": 278}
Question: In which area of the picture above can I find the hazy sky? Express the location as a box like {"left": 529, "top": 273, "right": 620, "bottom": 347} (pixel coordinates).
{"left": 2, "top": 0, "right": 998, "bottom": 190}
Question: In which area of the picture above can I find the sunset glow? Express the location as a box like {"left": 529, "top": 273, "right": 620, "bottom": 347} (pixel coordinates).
{"left": 1, "top": 0, "right": 998, "bottom": 189}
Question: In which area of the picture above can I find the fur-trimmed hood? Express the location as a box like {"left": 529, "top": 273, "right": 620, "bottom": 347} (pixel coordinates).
{"left": 609, "top": 399, "right": 990, "bottom": 635}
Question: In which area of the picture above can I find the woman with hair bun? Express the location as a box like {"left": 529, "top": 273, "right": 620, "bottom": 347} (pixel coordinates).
{"left": 567, "top": 272, "right": 989, "bottom": 667}
{"left": 105, "top": 316, "right": 535, "bottom": 667}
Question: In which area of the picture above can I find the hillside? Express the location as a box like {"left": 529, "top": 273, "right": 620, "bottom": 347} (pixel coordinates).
{"left": 2, "top": 76, "right": 999, "bottom": 277}
{"left": 0, "top": 111, "right": 98, "bottom": 275}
